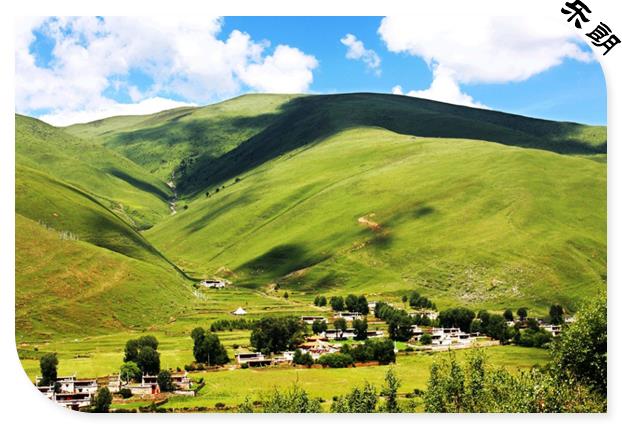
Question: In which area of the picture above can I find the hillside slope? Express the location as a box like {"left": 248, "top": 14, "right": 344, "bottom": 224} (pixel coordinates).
{"left": 65, "top": 93, "right": 606, "bottom": 195}
{"left": 145, "top": 127, "right": 606, "bottom": 312}
{"left": 15, "top": 166, "right": 194, "bottom": 339}
{"left": 17, "top": 115, "right": 172, "bottom": 229}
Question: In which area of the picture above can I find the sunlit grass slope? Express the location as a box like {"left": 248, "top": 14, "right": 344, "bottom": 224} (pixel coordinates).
{"left": 67, "top": 93, "right": 605, "bottom": 195}
{"left": 17, "top": 114, "right": 172, "bottom": 229}
{"left": 146, "top": 127, "right": 606, "bottom": 312}
{"left": 65, "top": 95, "right": 301, "bottom": 182}
{"left": 15, "top": 166, "right": 193, "bottom": 339}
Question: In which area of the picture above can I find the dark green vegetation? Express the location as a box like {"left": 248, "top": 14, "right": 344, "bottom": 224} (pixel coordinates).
{"left": 123, "top": 336, "right": 161, "bottom": 375}
{"left": 190, "top": 328, "right": 230, "bottom": 366}
{"left": 17, "top": 92, "right": 606, "bottom": 344}
{"left": 38, "top": 353, "right": 58, "bottom": 386}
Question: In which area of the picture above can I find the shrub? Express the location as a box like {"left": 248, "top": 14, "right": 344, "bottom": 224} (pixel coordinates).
{"left": 317, "top": 352, "right": 354, "bottom": 368}
{"left": 420, "top": 333, "right": 432, "bottom": 345}
{"left": 119, "top": 388, "right": 133, "bottom": 399}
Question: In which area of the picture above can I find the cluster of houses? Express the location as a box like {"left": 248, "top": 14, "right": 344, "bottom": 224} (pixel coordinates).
{"left": 36, "top": 372, "right": 194, "bottom": 410}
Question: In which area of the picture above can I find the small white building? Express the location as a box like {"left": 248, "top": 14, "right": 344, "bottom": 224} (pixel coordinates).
{"left": 542, "top": 324, "right": 562, "bottom": 337}
{"left": 199, "top": 279, "right": 226, "bottom": 289}
{"left": 335, "top": 312, "right": 362, "bottom": 321}
{"left": 300, "top": 316, "right": 327, "bottom": 324}
{"left": 409, "top": 310, "right": 439, "bottom": 321}
{"left": 232, "top": 307, "right": 247, "bottom": 316}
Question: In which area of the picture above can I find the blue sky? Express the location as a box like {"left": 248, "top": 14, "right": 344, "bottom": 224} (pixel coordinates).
{"left": 16, "top": 16, "right": 606, "bottom": 126}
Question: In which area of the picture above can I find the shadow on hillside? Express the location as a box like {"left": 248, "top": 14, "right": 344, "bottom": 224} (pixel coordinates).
{"left": 178, "top": 93, "right": 606, "bottom": 195}
{"left": 106, "top": 168, "right": 170, "bottom": 200}
{"left": 239, "top": 243, "right": 331, "bottom": 279}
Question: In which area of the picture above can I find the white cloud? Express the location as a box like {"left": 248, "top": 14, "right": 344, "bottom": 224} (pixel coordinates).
{"left": 379, "top": 15, "right": 592, "bottom": 107}
{"left": 39, "top": 97, "right": 197, "bottom": 127}
{"left": 238, "top": 45, "right": 318, "bottom": 93}
{"left": 391, "top": 65, "right": 488, "bottom": 109}
{"left": 15, "top": 17, "right": 318, "bottom": 124}
{"left": 340, "top": 33, "right": 381, "bottom": 75}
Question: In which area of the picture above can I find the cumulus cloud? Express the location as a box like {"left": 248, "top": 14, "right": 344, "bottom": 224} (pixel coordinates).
{"left": 15, "top": 17, "right": 318, "bottom": 124}
{"left": 340, "top": 33, "right": 381, "bottom": 75}
{"left": 391, "top": 65, "right": 488, "bottom": 109}
{"left": 379, "top": 15, "right": 592, "bottom": 107}
{"left": 238, "top": 45, "right": 318, "bottom": 92}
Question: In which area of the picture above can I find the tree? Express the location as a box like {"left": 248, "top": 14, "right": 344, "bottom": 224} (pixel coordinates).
{"left": 313, "top": 296, "right": 327, "bottom": 307}
{"left": 486, "top": 314, "right": 510, "bottom": 343}
{"left": 352, "top": 318, "right": 368, "bottom": 340}
{"left": 331, "top": 382, "right": 378, "bottom": 413}
{"left": 136, "top": 346, "right": 160, "bottom": 375}
{"left": 517, "top": 307, "right": 528, "bottom": 321}
{"left": 420, "top": 333, "right": 432, "bottom": 345}
{"left": 551, "top": 292, "right": 606, "bottom": 395}
{"left": 503, "top": 309, "right": 514, "bottom": 321}
{"left": 120, "top": 361, "right": 142, "bottom": 383}
{"left": 330, "top": 296, "right": 345, "bottom": 311}
{"left": 283, "top": 291, "right": 289, "bottom": 300}
{"left": 345, "top": 294, "right": 358, "bottom": 312}
{"left": 439, "top": 308, "right": 476, "bottom": 332}
{"left": 92, "top": 387, "right": 112, "bottom": 413}
{"left": 334, "top": 317, "right": 347, "bottom": 332}
{"left": 381, "top": 368, "right": 401, "bottom": 413}
{"left": 311, "top": 319, "right": 327, "bottom": 334}
{"left": 478, "top": 310, "right": 490, "bottom": 330}
{"left": 39, "top": 353, "right": 58, "bottom": 386}
{"left": 469, "top": 319, "right": 483, "bottom": 334}
{"left": 138, "top": 335, "right": 159, "bottom": 351}
{"left": 356, "top": 295, "right": 369, "bottom": 315}
{"left": 549, "top": 304, "right": 564, "bottom": 325}
{"left": 424, "top": 350, "right": 604, "bottom": 413}
{"left": 191, "top": 328, "right": 230, "bottom": 366}
{"left": 292, "top": 349, "right": 314, "bottom": 367}
{"left": 402, "top": 295, "right": 408, "bottom": 304}
{"left": 388, "top": 314, "right": 413, "bottom": 342}
{"left": 250, "top": 317, "right": 305, "bottom": 354}
{"left": 157, "top": 371, "right": 174, "bottom": 392}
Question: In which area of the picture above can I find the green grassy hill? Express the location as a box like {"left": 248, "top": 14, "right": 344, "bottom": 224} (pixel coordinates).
{"left": 144, "top": 126, "right": 605, "bottom": 312}
{"left": 15, "top": 166, "right": 193, "bottom": 340}
{"left": 17, "top": 115, "right": 172, "bottom": 229}
{"left": 17, "top": 92, "right": 606, "bottom": 339}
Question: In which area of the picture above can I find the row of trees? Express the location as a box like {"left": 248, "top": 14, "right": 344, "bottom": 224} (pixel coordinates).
{"left": 374, "top": 301, "right": 415, "bottom": 341}
{"left": 209, "top": 318, "right": 257, "bottom": 332}
{"left": 501, "top": 304, "right": 563, "bottom": 324}
{"left": 313, "top": 294, "right": 370, "bottom": 314}
{"left": 250, "top": 317, "right": 306, "bottom": 354}
{"left": 404, "top": 291, "right": 436, "bottom": 310}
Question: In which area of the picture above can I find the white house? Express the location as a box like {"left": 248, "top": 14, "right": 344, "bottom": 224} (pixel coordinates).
{"left": 232, "top": 307, "right": 247, "bottom": 316}
{"left": 335, "top": 312, "right": 362, "bottom": 321}
{"left": 542, "top": 324, "right": 562, "bottom": 337}
{"left": 199, "top": 279, "right": 227, "bottom": 289}
{"left": 300, "top": 316, "right": 327, "bottom": 324}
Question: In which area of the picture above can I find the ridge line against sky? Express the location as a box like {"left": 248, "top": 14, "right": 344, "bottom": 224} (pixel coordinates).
{"left": 15, "top": 16, "right": 606, "bottom": 126}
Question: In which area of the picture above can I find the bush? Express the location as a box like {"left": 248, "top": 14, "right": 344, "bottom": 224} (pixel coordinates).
{"left": 292, "top": 349, "right": 314, "bottom": 367}
{"left": 260, "top": 384, "right": 322, "bottom": 413}
{"left": 424, "top": 350, "right": 605, "bottom": 412}
{"left": 420, "top": 333, "right": 432, "bottom": 345}
{"left": 92, "top": 387, "right": 113, "bottom": 413}
{"left": 240, "top": 363, "right": 249, "bottom": 369}
{"left": 157, "top": 370, "right": 174, "bottom": 392}
{"left": 317, "top": 352, "right": 354, "bottom": 368}
{"left": 551, "top": 292, "right": 606, "bottom": 395}
{"left": 119, "top": 388, "right": 133, "bottom": 399}
{"left": 215, "top": 402, "right": 227, "bottom": 410}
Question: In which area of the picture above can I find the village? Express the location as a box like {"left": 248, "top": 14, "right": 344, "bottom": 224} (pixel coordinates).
{"left": 33, "top": 285, "right": 572, "bottom": 412}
